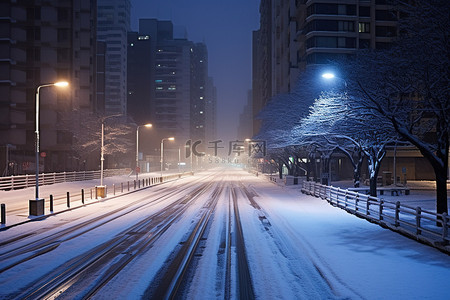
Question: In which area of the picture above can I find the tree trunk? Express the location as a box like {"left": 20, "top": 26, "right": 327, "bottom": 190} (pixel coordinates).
{"left": 369, "top": 175, "right": 378, "bottom": 197}
{"left": 435, "top": 166, "right": 448, "bottom": 226}
{"left": 368, "top": 156, "right": 381, "bottom": 197}
{"left": 353, "top": 152, "right": 364, "bottom": 188}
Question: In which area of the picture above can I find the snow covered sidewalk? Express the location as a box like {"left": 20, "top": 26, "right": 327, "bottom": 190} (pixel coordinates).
{"left": 0, "top": 171, "right": 184, "bottom": 228}
{"left": 245, "top": 178, "right": 450, "bottom": 299}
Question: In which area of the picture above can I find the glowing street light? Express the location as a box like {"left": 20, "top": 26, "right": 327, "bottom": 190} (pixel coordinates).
{"left": 322, "top": 72, "right": 347, "bottom": 88}
{"left": 29, "top": 81, "right": 69, "bottom": 216}
{"left": 136, "top": 123, "right": 152, "bottom": 181}
{"left": 322, "top": 73, "right": 335, "bottom": 79}
{"left": 161, "top": 137, "right": 175, "bottom": 176}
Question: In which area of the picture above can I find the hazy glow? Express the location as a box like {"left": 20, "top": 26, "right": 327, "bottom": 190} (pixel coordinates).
{"left": 322, "top": 73, "right": 335, "bottom": 79}
{"left": 54, "top": 81, "right": 69, "bottom": 87}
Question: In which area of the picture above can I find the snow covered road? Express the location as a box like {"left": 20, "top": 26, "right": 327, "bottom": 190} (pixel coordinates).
{"left": 0, "top": 168, "right": 449, "bottom": 299}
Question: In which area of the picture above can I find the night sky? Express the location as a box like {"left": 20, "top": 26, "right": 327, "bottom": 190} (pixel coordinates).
{"left": 131, "top": 0, "right": 260, "bottom": 141}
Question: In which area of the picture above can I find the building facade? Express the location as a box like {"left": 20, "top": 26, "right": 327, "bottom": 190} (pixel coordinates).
{"left": 190, "top": 43, "right": 208, "bottom": 146}
{"left": 253, "top": 0, "right": 437, "bottom": 180}
{"left": 0, "top": 0, "right": 98, "bottom": 174}
{"left": 127, "top": 31, "right": 152, "bottom": 125}
{"left": 127, "top": 19, "right": 216, "bottom": 168}
{"left": 97, "top": 0, "right": 130, "bottom": 115}
{"left": 253, "top": 0, "right": 399, "bottom": 137}
{"left": 205, "top": 76, "right": 217, "bottom": 144}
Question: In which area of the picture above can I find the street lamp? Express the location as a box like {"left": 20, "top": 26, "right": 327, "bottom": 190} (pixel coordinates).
{"left": 136, "top": 123, "right": 152, "bottom": 181}
{"left": 161, "top": 137, "right": 175, "bottom": 176}
{"left": 99, "top": 114, "right": 122, "bottom": 197}
{"left": 321, "top": 72, "right": 347, "bottom": 88}
{"left": 185, "top": 144, "right": 193, "bottom": 172}
{"left": 322, "top": 73, "right": 335, "bottom": 79}
{"left": 244, "top": 138, "right": 252, "bottom": 170}
{"left": 29, "top": 81, "right": 69, "bottom": 216}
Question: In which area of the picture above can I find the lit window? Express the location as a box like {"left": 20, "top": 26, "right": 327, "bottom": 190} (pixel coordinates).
{"left": 130, "top": 43, "right": 134, "bottom": 47}
{"left": 359, "top": 22, "right": 370, "bottom": 33}
{"left": 156, "top": 86, "right": 163, "bottom": 90}
{"left": 199, "top": 111, "right": 204, "bottom": 114}
{"left": 155, "top": 79, "right": 163, "bottom": 83}
{"left": 199, "top": 96, "right": 203, "bottom": 100}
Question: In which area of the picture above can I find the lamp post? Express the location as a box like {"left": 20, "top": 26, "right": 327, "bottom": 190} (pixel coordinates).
{"left": 185, "top": 144, "right": 193, "bottom": 172}
{"left": 178, "top": 147, "right": 181, "bottom": 173}
{"left": 160, "top": 137, "right": 175, "bottom": 176}
{"left": 29, "top": 81, "right": 69, "bottom": 216}
{"left": 244, "top": 138, "right": 252, "bottom": 170}
{"left": 321, "top": 72, "right": 347, "bottom": 185}
{"left": 98, "top": 114, "right": 122, "bottom": 197}
{"left": 136, "top": 123, "right": 152, "bottom": 181}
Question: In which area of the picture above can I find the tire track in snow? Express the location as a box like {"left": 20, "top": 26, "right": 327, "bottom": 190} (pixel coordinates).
{"left": 240, "top": 178, "right": 365, "bottom": 299}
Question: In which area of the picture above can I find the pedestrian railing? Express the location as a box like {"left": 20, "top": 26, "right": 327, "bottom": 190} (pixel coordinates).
{"left": 0, "top": 171, "right": 194, "bottom": 226}
{"left": 0, "top": 169, "right": 129, "bottom": 191}
{"left": 301, "top": 181, "right": 450, "bottom": 253}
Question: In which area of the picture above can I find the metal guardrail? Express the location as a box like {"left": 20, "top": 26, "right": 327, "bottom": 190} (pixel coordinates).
{"left": 301, "top": 181, "right": 450, "bottom": 253}
{"left": 0, "top": 172, "right": 193, "bottom": 226}
{"left": 0, "top": 169, "right": 129, "bottom": 191}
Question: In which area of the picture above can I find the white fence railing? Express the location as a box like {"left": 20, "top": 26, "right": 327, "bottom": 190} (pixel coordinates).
{"left": 0, "top": 172, "right": 193, "bottom": 226}
{"left": 0, "top": 169, "right": 129, "bottom": 191}
{"left": 301, "top": 181, "right": 449, "bottom": 253}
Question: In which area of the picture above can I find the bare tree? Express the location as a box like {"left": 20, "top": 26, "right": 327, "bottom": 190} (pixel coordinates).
{"left": 62, "top": 111, "right": 135, "bottom": 169}
{"left": 296, "top": 92, "right": 396, "bottom": 194}
{"left": 341, "top": 0, "right": 449, "bottom": 215}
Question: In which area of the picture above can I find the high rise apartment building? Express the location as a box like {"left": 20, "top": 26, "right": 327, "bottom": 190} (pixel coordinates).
{"left": 205, "top": 76, "right": 217, "bottom": 144}
{"left": 127, "top": 31, "right": 152, "bottom": 125}
{"left": 190, "top": 43, "right": 208, "bottom": 145}
{"left": 252, "top": 0, "right": 398, "bottom": 136}
{"left": 304, "top": 0, "right": 397, "bottom": 64}
{"left": 127, "top": 19, "right": 216, "bottom": 163}
{"left": 154, "top": 39, "right": 192, "bottom": 142}
{"left": 0, "top": 0, "right": 97, "bottom": 174}
{"left": 97, "top": 0, "right": 130, "bottom": 115}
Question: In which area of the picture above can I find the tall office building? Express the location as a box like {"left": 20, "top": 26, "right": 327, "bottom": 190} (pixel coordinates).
{"left": 97, "top": 0, "right": 130, "bottom": 115}
{"left": 237, "top": 91, "right": 253, "bottom": 141}
{"left": 127, "top": 32, "right": 152, "bottom": 125}
{"left": 190, "top": 43, "right": 208, "bottom": 145}
{"left": 205, "top": 76, "right": 217, "bottom": 144}
{"left": 128, "top": 19, "right": 216, "bottom": 164}
{"left": 0, "top": 0, "right": 98, "bottom": 174}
